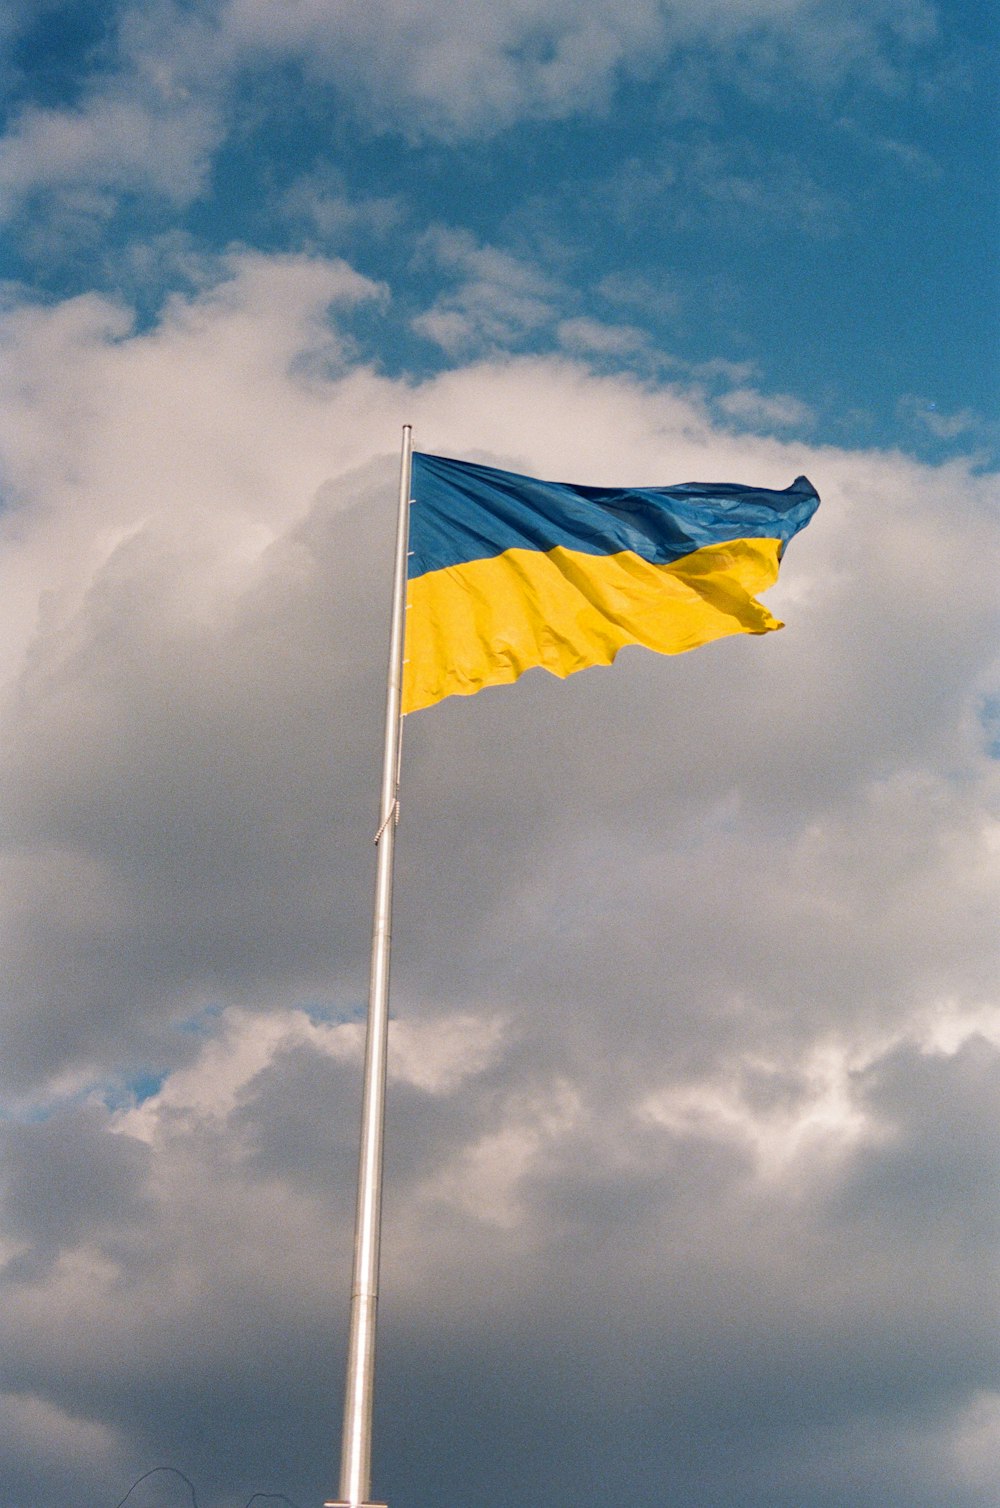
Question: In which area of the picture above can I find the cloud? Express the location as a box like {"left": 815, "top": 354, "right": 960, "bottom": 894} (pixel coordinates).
{"left": 0, "top": 1392, "right": 122, "bottom": 1503}
{"left": 717, "top": 385, "right": 815, "bottom": 430}
{"left": 0, "top": 0, "right": 229, "bottom": 225}
{"left": 216, "top": 0, "right": 946, "bottom": 137}
{"left": 3, "top": 989, "right": 997, "bottom": 1504}
{"left": 221, "top": 0, "right": 671, "bottom": 136}
{"left": 618, "top": 138, "right": 849, "bottom": 239}
{"left": 412, "top": 228, "right": 561, "bottom": 354}
{"left": 897, "top": 394, "right": 982, "bottom": 441}
{"left": 597, "top": 270, "right": 683, "bottom": 323}
{"left": 0, "top": 252, "right": 997, "bottom": 1505}
{"left": 556, "top": 315, "right": 650, "bottom": 358}
{"left": 0, "top": 252, "right": 391, "bottom": 1093}
{"left": 835, "top": 115, "right": 943, "bottom": 178}
{"left": 0, "top": 94, "right": 218, "bottom": 217}
{"left": 0, "top": 0, "right": 947, "bottom": 232}
{"left": 2, "top": 258, "right": 995, "bottom": 1103}
{"left": 280, "top": 170, "right": 406, "bottom": 247}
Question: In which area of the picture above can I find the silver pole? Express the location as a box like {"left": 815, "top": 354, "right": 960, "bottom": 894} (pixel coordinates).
{"left": 326, "top": 425, "right": 412, "bottom": 1508}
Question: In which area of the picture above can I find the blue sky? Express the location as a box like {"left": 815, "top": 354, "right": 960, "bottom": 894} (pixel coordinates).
{"left": 0, "top": 3, "right": 997, "bottom": 1507}
{"left": 1, "top": 0, "right": 996, "bottom": 459}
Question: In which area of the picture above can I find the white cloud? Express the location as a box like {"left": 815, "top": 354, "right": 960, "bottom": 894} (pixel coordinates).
{"left": 113, "top": 1005, "right": 506, "bottom": 1143}
{"left": 222, "top": 0, "right": 671, "bottom": 135}
{"left": 0, "top": 0, "right": 944, "bottom": 225}
{"left": 597, "top": 270, "right": 683, "bottom": 323}
{"left": 0, "top": 91, "right": 220, "bottom": 220}
{"left": 412, "top": 228, "right": 561, "bottom": 353}
{"left": 388, "top": 1012, "right": 508, "bottom": 1093}
{"left": 219, "top": 0, "right": 943, "bottom": 136}
{"left": 898, "top": 393, "right": 981, "bottom": 440}
{"left": 556, "top": 315, "right": 650, "bottom": 357}
{"left": 717, "top": 384, "right": 816, "bottom": 430}
{"left": 638, "top": 1040, "right": 876, "bottom": 1181}
{"left": 281, "top": 175, "right": 406, "bottom": 245}
{"left": 0, "top": 250, "right": 383, "bottom": 672}
{"left": 417, "top": 1077, "right": 583, "bottom": 1227}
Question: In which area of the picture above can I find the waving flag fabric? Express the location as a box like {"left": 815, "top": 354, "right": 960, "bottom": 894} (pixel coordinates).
{"left": 402, "top": 451, "right": 819, "bottom": 714}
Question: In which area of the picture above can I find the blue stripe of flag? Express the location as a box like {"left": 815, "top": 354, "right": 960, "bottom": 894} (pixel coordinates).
{"left": 409, "top": 452, "right": 820, "bottom": 579}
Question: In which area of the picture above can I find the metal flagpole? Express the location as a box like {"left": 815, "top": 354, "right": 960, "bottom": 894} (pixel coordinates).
{"left": 325, "top": 424, "right": 413, "bottom": 1508}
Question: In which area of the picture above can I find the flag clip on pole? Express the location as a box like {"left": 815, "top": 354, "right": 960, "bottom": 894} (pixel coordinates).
{"left": 325, "top": 425, "right": 412, "bottom": 1508}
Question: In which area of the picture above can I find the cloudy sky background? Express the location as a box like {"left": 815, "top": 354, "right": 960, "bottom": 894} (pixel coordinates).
{"left": 0, "top": 2, "right": 997, "bottom": 1505}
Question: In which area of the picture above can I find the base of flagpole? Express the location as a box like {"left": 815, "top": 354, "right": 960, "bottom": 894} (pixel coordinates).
{"left": 323, "top": 1501, "right": 387, "bottom": 1506}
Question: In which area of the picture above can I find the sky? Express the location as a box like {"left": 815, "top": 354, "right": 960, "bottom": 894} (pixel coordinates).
{"left": 0, "top": 2, "right": 997, "bottom": 1506}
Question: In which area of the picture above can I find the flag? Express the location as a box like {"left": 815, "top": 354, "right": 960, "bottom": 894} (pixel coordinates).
{"left": 402, "top": 451, "right": 820, "bottom": 714}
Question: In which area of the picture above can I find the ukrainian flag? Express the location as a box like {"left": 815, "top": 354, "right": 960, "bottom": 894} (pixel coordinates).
{"left": 403, "top": 451, "right": 819, "bottom": 714}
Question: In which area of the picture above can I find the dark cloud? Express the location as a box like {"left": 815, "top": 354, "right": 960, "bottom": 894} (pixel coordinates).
{"left": 0, "top": 1103, "right": 151, "bottom": 1277}
{"left": 2, "top": 461, "right": 395, "bottom": 1089}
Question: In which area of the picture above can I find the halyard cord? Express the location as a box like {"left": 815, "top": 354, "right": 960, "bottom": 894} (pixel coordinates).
{"left": 112, "top": 1464, "right": 303, "bottom": 1508}
{"left": 374, "top": 798, "right": 399, "bottom": 842}
{"left": 113, "top": 1467, "right": 199, "bottom": 1508}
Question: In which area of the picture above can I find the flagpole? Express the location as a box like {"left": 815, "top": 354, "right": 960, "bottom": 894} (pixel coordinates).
{"left": 326, "top": 424, "right": 413, "bottom": 1508}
